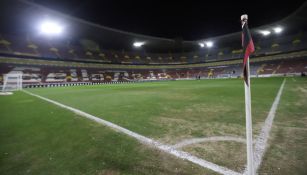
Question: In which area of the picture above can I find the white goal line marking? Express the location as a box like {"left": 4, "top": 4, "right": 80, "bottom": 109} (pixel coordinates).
{"left": 23, "top": 90, "right": 240, "bottom": 175}
{"left": 243, "top": 79, "right": 286, "bottom": 174}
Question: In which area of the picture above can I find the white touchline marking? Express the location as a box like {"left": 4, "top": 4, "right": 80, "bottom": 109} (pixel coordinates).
{"left": 173, "top": 136, "right": 246, "bottom": 148}
{"left": 23, "top": 90, "right": 240, "bottom": 175}
{"left": 243, "top": 79, "right": 286, "bottom": 174}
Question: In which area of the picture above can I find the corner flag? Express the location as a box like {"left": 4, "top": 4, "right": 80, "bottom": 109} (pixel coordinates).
{"left": 241, "top": 14, "right": 255, "bottom": 175}
{"left": 242, "top": 15, "right": 255, "bottom": 86}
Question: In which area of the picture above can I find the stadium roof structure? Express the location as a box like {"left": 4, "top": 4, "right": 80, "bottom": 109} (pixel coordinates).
{"left": 0, "top": 0, "right": 307, "bottom": 53}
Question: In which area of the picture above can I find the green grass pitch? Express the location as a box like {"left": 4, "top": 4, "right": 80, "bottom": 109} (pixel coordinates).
{"left": 1, "top": 77, "right": 306, "bottom": 174}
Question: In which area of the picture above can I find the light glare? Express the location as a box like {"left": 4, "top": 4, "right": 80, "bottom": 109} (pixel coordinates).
{"left": 273, "top": 27, "right": 283, "bottom": 33}
{"left": 205, "top": 41, "right": 213, "bottom": 48}
{"left": 39, "top": 21, "right": 63, "bottom": 35}
{"left": 199, "top": 43, "right": 205, "bottom": 48}
{"left": 260, "top": 30, "right": 271, "bottom": 36}
{"left": 133, "top": 42, "right": 145, "bottom": 48}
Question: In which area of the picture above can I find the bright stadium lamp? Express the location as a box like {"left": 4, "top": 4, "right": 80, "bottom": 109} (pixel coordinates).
{"left": 199, "top": 43, "right": 205, "bottom": 48}
{"left": 260, "top": 30, "right": 271, "bottom": 36}
{"left": 273, "top": 27, "right": 283, "bottom": 34}
{"left": 205, "top": 41, "right": 213, "bottom": 48}
{"left": 39, "top": 20, "right": 63, "bottom": 35}
{"left": 133, "top": 42, "right": 145, "bottom": 48}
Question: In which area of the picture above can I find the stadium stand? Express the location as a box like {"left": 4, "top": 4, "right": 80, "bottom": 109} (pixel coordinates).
{"left": 0, "top": 1, "right": 307, "bottom": 87}
{"left": 0, "top": 31, "right": 306, "bottom": 64}
{"left": 1, "top": 51, "right": 307, "bottom": 87}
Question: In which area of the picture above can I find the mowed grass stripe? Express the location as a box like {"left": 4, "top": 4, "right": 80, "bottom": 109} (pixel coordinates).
{"left": 0, "top": 91, "right": 215, "bottom": 175}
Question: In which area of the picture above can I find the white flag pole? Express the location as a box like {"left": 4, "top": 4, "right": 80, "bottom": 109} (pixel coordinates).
{"left": 245, "top": 58, "right": 254, "bottom": 175}
{"left": 241, "top": 14, "right": 254, "bottom": 175}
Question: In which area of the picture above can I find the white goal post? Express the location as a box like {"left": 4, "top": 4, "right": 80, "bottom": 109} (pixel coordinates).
{"left": 1, "top": 72, "right": 23, "bottom": 94}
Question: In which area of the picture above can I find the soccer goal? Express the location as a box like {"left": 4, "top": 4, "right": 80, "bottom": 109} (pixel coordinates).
{"left": 0, "top": 72, "right": 23, "bottom": 95}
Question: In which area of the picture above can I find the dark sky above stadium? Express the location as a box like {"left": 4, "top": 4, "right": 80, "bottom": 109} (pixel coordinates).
{"left": 26, "top": 0, "right": 307, "bottom": 40}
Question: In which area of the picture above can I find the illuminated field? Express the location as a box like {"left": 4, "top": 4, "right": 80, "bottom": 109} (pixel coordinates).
{"left": 1, "top": 77, "right": 306, "bottom": 174}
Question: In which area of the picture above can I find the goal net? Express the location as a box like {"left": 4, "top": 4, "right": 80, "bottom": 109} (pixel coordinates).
{"left": 1, "top": 72, "right": 23, "bottom": 94}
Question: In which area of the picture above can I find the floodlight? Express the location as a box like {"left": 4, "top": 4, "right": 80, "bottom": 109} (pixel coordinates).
{"left": 205, "top": 41, "right": 213, "bottom": 48}
{"left": 133, "top": 42, "right": 145, "bottom": 48}
{"left": 273, "top": 27, "right": 283, "bottom": 34}
{"left": 199, "top": 43, "right": 205, "bottom": 48}
{"left": 39, "top": 20, "right": 63, "bottom": 35}
{"left": 260, "top": 30, "right": 271, "bottom": 36}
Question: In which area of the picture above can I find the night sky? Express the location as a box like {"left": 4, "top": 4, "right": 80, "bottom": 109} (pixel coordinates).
{"left": 19, "top": 0, "right": 307, "bottom": 40}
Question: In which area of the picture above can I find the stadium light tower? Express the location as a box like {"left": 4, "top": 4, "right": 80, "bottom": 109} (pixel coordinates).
{"left": 133, "top": 42, "right": 145, "bottom": 48}
{"left": 259, "top": 30, "right": 271, "bottom": 36}
{"left": 39, "top": 20, "right": 64, "bottom": 35}
{"left": 273, "top": 27, "right": 283, "bottom": 34}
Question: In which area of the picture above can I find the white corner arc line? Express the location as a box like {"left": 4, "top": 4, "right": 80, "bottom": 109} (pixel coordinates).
{"left": 23, "top": 90, "right": 240, "bottom": 175}
{"left": 243, "top": 79, "right": 286, "bottom": 174}
{"left": 173, "top": 136, "right": 246, "bottom": 148}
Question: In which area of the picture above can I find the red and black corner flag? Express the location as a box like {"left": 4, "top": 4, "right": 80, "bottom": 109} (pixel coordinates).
{"left": 241, "top": 16, "right": 255, "bottom": 86}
